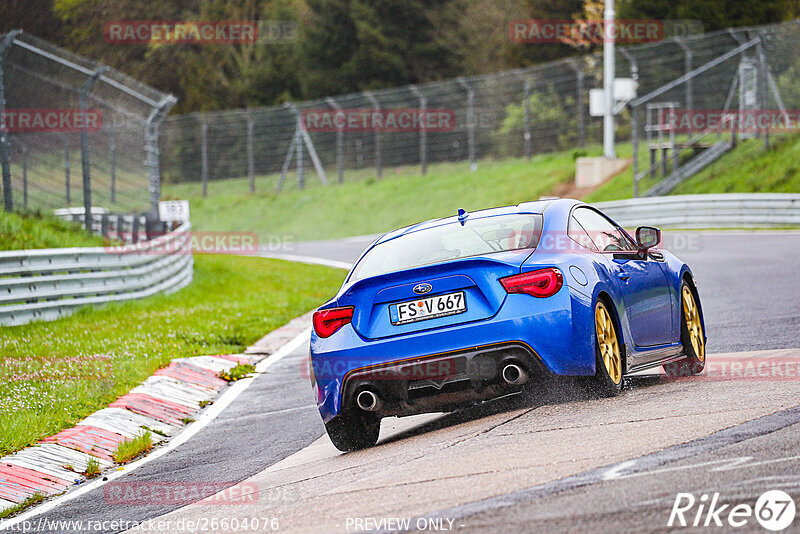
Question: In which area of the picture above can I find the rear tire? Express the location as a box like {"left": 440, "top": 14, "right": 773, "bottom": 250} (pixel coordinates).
{"left": 325, "top": 411, "right": 381, "bottom": 452}
{"left": 589, "top": 299, "right": 623, "bottom": 397}
{"left": 664, "top": 281, "right": 706, "bottom": 377}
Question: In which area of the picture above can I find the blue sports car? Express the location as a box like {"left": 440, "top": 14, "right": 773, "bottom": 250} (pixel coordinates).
{"left": 310, "top": 198, "right": 706, "bottom": 451}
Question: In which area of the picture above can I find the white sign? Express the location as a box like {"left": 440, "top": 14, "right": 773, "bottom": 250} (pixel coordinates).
{"left": 590, "top": 78, "right": 639, "bottom": 116}
{"left": 159, "top": 200, "right": 190, "bottom": 222}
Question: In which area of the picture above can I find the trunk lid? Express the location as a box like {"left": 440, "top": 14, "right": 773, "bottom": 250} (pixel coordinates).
{"left": 337, "top": 251, "right": 529, "bottom": 340}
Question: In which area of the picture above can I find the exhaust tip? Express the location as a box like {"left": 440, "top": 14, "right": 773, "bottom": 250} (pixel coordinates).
{"left": 502, "top": 363, "right": 527, "bottom": 386}
{"left": 356, "top": 389, "right": 381, "bottom": 412}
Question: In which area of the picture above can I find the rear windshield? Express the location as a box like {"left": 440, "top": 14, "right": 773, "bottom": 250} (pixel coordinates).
{"left": 349, "top": 214, "right": 543, "bottom": 282}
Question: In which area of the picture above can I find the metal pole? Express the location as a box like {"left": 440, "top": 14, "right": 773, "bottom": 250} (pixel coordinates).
{"left": 756, "top": 37, "right": 769, "bottom": 149}
{"left": 79, "top": 67, "right": 107, "bottom": 231}
{"left": 201, "top": 121, "right": 208, "bottom": 197}
{"left": 603, "top": 0, "right": 616, "bottom": 158}
{"left": 364, "top": 94, "right": 380, "bottom": 177}
{"left": 568, "top": 61, "right": 585, "bottom": 148}
{"left": 247, "top": 115, "right": 255, "bottom": 193}
{"left": 64, "top": 139, "right": 70, "bottom": 205}
{"left": 523, "top": 79, "right": 532, "bottom": 160}
{"left": 410, "top": 85, "right": 427, "bottom": 174}
{"left": 109, "top": 129, "right": 116, "bottom": 203}
{"left": 325, "top": 97, "right": 344, "bottom": 183}
{"left": 457, "top": 78, "right": 476, "bottom": 171}
{"left": 145, "top": 96, "right": 176, "bottom": 215}
{"left": 296, "top": 118, "right": 304, "bottom": 189}
{"left": 21, "top": 144, "right": 27, "bottom": 209}
{"left": 364, "top": 92, "right": 382, "bottom": 179}
{"left": 0, "top": 31, "right": 21, "bottom": 213}
{"left": 675, "top": 38, "right": 693, "bottom": 112}
{"left": 632, "top": 104, "right": 639, "bottom": 197}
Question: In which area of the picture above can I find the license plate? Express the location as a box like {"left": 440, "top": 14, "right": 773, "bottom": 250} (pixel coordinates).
{"left": 389, "top": 291, "right": 466, "bottom": 325}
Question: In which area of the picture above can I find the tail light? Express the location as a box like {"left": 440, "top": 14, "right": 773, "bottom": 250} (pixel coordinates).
{"left": 313, "top": 306, "right": 354, "bottom": 338}
{"left": 500, "top": 268, "right": 563, "bottom": 298}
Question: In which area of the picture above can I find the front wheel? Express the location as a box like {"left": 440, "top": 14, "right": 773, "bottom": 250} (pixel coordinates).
{"left": 325, "top": 411, "right": 381, "bottom": 452}
{"left": 589, "top": 300, "right": 623, "bottom": 397}
{"left": 664, "top": 282, "right": 706, "bottom": 377}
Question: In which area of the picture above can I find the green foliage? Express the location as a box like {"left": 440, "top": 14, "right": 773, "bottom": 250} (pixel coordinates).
{"left": 0, "top": 254, "right": 345, "bottom": 456}
{"left": 219, "top": 363, "right": 256, "bottom": 382}
{"left": 112, "top": 431, "right": 152, "bottom": 464}
{"left": 0, "top": 211, "right": 106, "bottom": 251}
{"left": 84, "top": 457, "right": 101, "bottom": 478}
{"left": 0, "top": 494, "right": 46, "bottom": 519}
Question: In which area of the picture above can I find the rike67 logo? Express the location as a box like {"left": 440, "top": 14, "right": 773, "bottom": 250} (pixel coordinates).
{"left": 669, "top": 490, "right": 796, "bottom": 531}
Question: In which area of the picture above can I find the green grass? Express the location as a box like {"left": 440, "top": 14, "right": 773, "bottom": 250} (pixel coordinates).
{"left": 163, "top": 148, "right": 605, "bottom": 242}
{"left": 0, "top": 494, "right": 46, "bottom": 519}
{"left": 671, "top": 135, "right": 800, "bottom": 194}
{"left": 219, "top": 363, "right": 256, "bottom": 382}
{"left": 586, "top": 134, "right": 800, "bottom": 202}
{"left": 0, "top": 254, "right": 345, "bottom": 456}
{"left": 112, "top": 431, "right": 153, "bottom": 464}
{"left": 0, "top": 210, "right": 106, "bottom": 250}
{"left": 84, "top": 457, "right": 101, "bottom": 478}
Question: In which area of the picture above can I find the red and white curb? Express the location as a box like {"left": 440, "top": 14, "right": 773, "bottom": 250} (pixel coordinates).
{"left": 0, "top": 311, "right": 313, "bottom": 518}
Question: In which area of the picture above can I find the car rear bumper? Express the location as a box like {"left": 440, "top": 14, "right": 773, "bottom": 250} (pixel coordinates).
{"left": 310, "top": 290, "right": 596, "bottom": 422}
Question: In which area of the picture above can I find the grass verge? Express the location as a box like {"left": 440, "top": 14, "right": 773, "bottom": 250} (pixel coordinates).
{"left": 163, "top": 148, "right": 605, "bottom": 242}
{"left": 0, "top": 494, "right": 46, "bottom": 519}
{"left": 0, "top": 254, "right": 345, "bottom": 457}
{"left": 0, "top": 210, "right": 105, "bottom": 250}
{"left": 219, "top": 363, "right": 256, "bottom": 382}
{"left": 112, "top": 431, "right": 153, "bottom": 464}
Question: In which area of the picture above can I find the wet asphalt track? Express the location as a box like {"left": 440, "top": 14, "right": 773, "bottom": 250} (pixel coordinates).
{"left": 6, "top": 231, "right": 800, "bottom": 533}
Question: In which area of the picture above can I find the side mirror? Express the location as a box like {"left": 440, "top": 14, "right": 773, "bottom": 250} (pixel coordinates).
{"left": 635, "top": 226, "right": 661, "bottom": 250}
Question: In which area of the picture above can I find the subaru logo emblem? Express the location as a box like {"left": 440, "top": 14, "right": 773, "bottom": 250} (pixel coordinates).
{"left": 413, "top": 283, "right": 432, "bottom": 295}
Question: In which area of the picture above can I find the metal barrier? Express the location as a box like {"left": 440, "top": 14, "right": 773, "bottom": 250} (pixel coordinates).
{"left": 595, "top": 194, "right": 800, "bottom": 228}
{"left": 0, "top": 222, "right": 193, "bottom": 326}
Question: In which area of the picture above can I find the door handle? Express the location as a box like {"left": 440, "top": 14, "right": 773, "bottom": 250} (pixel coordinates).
{"left": 617, "top": 272, "right": 630, "bottom": 281}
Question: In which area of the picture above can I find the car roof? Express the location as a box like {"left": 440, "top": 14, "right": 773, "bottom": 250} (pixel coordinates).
{"left": 373, "top": 198, "right": 582, "bottom": 246}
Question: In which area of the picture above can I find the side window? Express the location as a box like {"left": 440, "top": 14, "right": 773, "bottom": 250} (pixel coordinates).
{"left": 572, "top": 207, "right": 635, "bottom": 252}
{"left": 568, "top": 216, "right": 598, "bottom": 251}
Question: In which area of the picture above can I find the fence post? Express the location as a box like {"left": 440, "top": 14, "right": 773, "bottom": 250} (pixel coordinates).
{"left": 523, "top": 78, "right": 532, "bottom": 160}
{"left": 755, "top": 36, "right": 770, "bottom": 149}
{"left": 409, "top": 85, "right": 427, "bottom": 175}
{"left": 64, "top": 138, "right": 71, "bottom": 204}
{"left": 79, "top": 66, "right": 107, "bottom": 231}
{"left": 457, "top": 78, "right": 476, "bottom": 171}
{"left": 364, "top": 91, "right": 382, "bottom": 179}
{"left": 21, "top": 144, "right": 27, "bottom": 209}
{"left": 568, "top": 61, "right": 585, "bottom": 149}
{"left": 201, "top": 120, "right": 209, "bottom": 197}
{"left": 246, "top": 114, "right": 255, "bottom": 193}
{"left": 325, "top": 97, "right": 344, "bottom": 183}
{"left": 0, "top": 31, "right": 21, "bottom": 213}
{"left": 109, "top": 128, "right": 116, "bottom": 203}
{"left": 675, "top": 38, "right": 693, "bottom": 112}
{"left": 145, "top": 96, "right": 176, "bottom": 216}
{"left": 632, "top": 104, "right": 639, "bottom": 198}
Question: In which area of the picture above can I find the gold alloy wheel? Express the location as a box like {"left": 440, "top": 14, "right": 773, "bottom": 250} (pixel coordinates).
{"left": 682, "top": 285, "right": 705, "bottom": 362}
{"left": 595, "top": 301, "right": 622, "bottom": 384}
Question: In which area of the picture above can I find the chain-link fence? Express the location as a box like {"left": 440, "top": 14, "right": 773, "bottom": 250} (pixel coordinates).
{"left": 0, "top": 31, "right": 176, "bottom": 227}
{"left": 161, "top": 21, "right": 800, "bottom": 197}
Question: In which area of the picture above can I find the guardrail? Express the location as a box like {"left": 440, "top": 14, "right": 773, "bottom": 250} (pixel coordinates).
{"left": 0, "top": 222, "right": 193, "bottom": 327}
{"left": 595, "top": 194, "right": 800, "bottom": 229}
